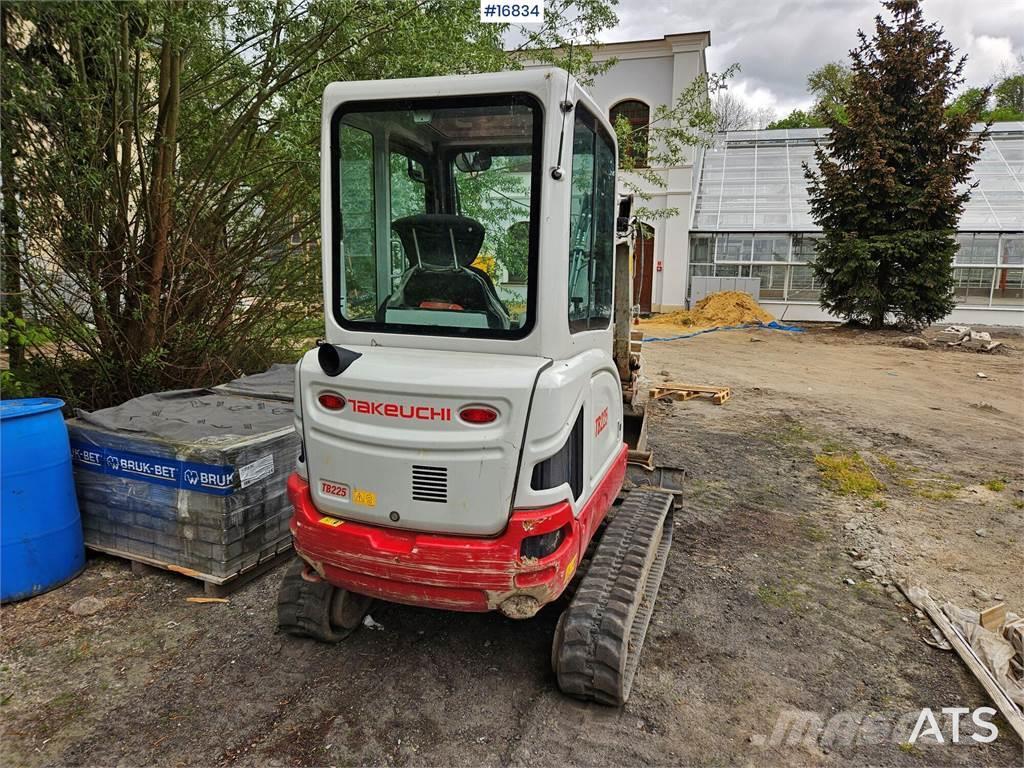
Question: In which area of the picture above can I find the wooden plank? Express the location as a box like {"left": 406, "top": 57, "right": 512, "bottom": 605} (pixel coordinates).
{"left": 980, "top": 602, "right": 1006, "bottom": 632}
{"left": 650, "top": 385, "right": 732, "bottom": 406}
{"left": 87, "top": 540, "right": 292, "bottom": 590}
{"left": 900, "top": 583, "right": 1024, "bottom": 743}
{"left": 656, "top": 383, "right": 729, "bottom": 394}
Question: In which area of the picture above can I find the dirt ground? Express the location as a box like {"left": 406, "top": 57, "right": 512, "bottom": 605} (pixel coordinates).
{"left": 2, "top": 324, "right": 1022, "bottom": 767}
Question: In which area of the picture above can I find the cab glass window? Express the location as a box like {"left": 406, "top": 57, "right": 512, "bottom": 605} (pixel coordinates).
{"left": 332, "top": 95, "right": 541, "bottom": 338}
{"left": 339, "top": 125, "right": 376, "bottom": 320}
{"left": 568, "top": 108, "right": 616, "bottom": 332}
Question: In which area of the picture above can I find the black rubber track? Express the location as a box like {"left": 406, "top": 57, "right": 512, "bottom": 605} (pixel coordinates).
{"left": 277, "top": 559, "right": 362, "bottom": 643}
{"left": 553, "top": 488, "right": 674, "bottom": 706}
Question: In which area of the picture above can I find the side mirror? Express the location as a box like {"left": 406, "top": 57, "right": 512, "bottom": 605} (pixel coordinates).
{"left": 616, "top": 194, "right": 634, "bottom": 237}
{"left": 407, "top": 157, "right": 425, "bottom": 183}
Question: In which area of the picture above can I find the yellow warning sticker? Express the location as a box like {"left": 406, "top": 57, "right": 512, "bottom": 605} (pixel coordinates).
{"left": 318, "top": 516, "right": 345, "bottom": 528}
{"left": 564, "top": 555, "right": 577, "bottom": 584}
{"left": 353, "top": 489, "right": 377, "bottom": 508}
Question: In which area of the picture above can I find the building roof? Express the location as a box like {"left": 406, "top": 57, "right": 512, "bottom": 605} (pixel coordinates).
{"left": 516, "top": 31, "right": 711, "bottom": 63}
{"left": 693, "top": 122, "right": 1024, "bottom": 233}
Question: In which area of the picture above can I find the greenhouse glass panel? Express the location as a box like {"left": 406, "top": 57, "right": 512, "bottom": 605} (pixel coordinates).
{"left": 791, "top": 234, "right": 820, "bottom": 262}
{"left": 719, "top": 213, "right": 754, "bottom": 228}
{"left": 993, "top": 269, "right": 1024, "bottom": 306}
{"left": 693, "top": 124, "right": 1023, "bottom": 234}
{"left": 787, "top": 265, "right": 821, "bottom": 300}
{"left": 953, "top": 268, "right": 995, "bottom": 304}
{"left": 971, "top": 235, "right": 1000, "bottom": 265}
{"left": 750, "top": 264, "right": 786, "bottom": 298}
{"left": 690, "top": 235, "right": 713, "bottom": 263}
{"left": 1002, "top": 235, "right": 1024, "bottom": 265}
{"left": 752, "top": 234, "right": 789, "bottom": 261}
{"left": 755, "top": 212, "right": 791, "bottom": 228}
{"left": 718, "top": 233, "right": 753, "bottom": 261}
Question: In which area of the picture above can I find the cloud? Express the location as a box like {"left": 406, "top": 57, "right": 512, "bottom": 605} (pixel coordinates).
{"left": 602, "top": 0, "right": 1024, "bottom": 113}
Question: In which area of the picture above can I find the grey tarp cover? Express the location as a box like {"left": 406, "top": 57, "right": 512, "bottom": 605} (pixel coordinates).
{"left": 214, "top": 363, "right": 295, "bottom": 402}
{"left": 75, "top": 388, "right": 293, "bottom": 444}
{"left": 945, "top": 603, "right": 1024, "bottom": 708}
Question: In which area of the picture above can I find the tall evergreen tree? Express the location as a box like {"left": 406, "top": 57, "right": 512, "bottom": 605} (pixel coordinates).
{"left": 807, "top": 0, "right": 986, "bottom": 329}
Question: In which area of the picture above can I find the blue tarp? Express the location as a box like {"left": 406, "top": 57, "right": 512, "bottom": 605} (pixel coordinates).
{"left": 643, "top": 320, "right": 805, "bottom": 342}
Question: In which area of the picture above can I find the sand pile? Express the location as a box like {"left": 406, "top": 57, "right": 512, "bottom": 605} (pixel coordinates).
{"left": 655, "top": 291, "right": 774, "bottom": 329}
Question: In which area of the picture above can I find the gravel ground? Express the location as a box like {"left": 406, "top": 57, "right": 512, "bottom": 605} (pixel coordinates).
{"left": 1, "top": 325, "right": 1021, "bottom": 767}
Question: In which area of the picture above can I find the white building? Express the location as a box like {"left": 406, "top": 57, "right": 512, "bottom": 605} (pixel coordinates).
{"left": 526, "top": 33, "right": 1024, "bottom": 325}
{"left": 528, "top": 31, "right": 711, "bottom": 313}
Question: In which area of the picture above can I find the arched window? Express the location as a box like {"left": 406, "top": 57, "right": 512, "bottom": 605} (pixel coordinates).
{"left": 609, "top": 99, "right": 650, "bottom": 168}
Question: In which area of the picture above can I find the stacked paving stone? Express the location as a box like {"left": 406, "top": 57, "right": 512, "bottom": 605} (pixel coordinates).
{"left": 67, "top": 369, "right": 298, "bottom": 584}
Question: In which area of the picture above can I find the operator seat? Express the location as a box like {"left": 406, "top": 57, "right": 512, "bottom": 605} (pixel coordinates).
{"left": 381, "top": 214, "right": 511, "bottom": 329}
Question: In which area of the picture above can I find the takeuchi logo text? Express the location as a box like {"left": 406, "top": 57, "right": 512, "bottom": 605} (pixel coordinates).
{"left": 347, "top": 398, "right": 452, "bottom": 421}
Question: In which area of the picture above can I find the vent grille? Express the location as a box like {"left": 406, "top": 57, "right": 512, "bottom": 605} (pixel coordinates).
{"left": 412, "top": 465, "right": 448, "bottom": 504}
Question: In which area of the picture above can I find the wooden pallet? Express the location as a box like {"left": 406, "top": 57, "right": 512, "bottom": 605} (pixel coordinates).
{"left": 89, "top": 540, "right": 294, "bottom": 597}
{"left": 650, "top": 383, "right": 732, "bottom": 406}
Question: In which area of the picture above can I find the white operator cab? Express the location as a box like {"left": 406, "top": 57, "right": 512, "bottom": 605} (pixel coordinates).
{"left": 294, "top": 68, "right": 624, "bottom": 537}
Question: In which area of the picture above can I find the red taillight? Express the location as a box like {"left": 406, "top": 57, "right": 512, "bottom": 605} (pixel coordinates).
{"left": 318, "top": 392, "right": 346, "bottom": 411}
{"left": 459, "top": 406, "right": 498, "bottom": 425}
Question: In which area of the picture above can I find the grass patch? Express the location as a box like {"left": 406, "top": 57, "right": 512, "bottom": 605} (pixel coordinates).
{"left": 876, "top": 454, "right": 962, "bottom": 501}
{"left": 773, "top": 421, "right": 817, "bottom": 445}
{"left": 820, "top": 439, "right": 852, "bottom": 455}
{"left": 914, "top": 484, "right": 961, "bottom": 501}
{"left": 796, "top": 514, "right": 827, "bottom": 542}
{"left": 984, "top": 479, "right": 1006, "bottom": 492}
{"left": 877, "top": 453, "right": 919, "bottom": 474}
{"left": 853, "top": 579, "right": 882, "bottom": 598}
{"left": 877, "top": 454, "right": 901, "bottom": 472}
{"left": 815, "top": 453, "right": 884, "bottom": 498}
{"left": 1013, "top": 500, "right": 1024, "bottom": 510}
{"left": 756, "top": 583, "right": 806, "bottom": 611}
{"left": 898, "top": 742, "right": 922, "bottom": 757}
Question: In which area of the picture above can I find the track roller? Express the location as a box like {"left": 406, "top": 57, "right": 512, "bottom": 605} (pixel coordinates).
{"left": 277, "top": 559, "right": 372, "bottom": 642}
{"left": 552, "top": 488, "right": 674, "bottom": 706}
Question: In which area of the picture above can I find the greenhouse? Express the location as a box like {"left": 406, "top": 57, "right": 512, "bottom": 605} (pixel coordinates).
{"left": 689, "top": 122, "right": 1024, "bottom": 316}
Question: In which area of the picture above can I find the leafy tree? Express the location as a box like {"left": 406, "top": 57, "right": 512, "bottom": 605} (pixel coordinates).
{"left": 455, "top": 157, "right": 532, "bottom": 285}
{"left": 807, "top": 61, "right": 853, "bottom": 125}
{"left": 947, "top": 74, "right": 1024, "bottom": 122}
{"left": 0, "top": 0, "right": 616, "bottom": 408}
{"left": 946, "top": 86, "right": 990, "bottom": 118}
{"left": 807, "top": 0, "right": 986, "bottom": 329}
{"left": 993, "top": 74, "right": 1024, "bottom": 114}
{"left": 766, "top": 109, "right": 826, "bottom": 130}
{"left": 764, "top": 63, "right": 852, "bottom": 129}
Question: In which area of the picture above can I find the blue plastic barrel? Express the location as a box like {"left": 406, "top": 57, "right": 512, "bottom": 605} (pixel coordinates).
{"left": 1, "top": 398, "right": 85, "bottom": 602}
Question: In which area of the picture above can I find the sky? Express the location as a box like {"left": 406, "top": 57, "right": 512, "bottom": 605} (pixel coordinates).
{"left": 598, "top": 0, "right": 1024, "bottom": 116}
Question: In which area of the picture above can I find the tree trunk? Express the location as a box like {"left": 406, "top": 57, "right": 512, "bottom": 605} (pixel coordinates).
{"left": 0, "top": 6, "right": 25, "bottom": 367}
{"left": 140, "top": 34, "right": 181, "bottom": 353}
